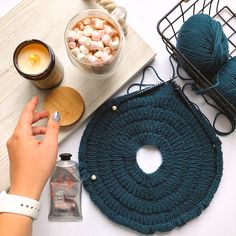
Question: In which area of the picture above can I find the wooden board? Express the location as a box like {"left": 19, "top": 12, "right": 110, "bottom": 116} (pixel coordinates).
{"left": 0, "top": 0, "right": 156, "bottom": 190}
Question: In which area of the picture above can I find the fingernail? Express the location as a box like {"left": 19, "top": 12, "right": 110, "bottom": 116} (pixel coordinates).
{"left": 52, "top": 111, "right": 60, "bottom": 122}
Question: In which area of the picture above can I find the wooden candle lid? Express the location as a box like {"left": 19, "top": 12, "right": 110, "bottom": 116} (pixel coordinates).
{"left": 44, "top": 86, "right": 85, "bottom": 126}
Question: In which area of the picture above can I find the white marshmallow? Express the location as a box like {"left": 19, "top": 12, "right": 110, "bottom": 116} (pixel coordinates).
{"left": 79, "top": 45, "right": 89, "bottom": 55}
{"left": 103, "top": 46, "right": 111, "bottom": 54}
{"left": 90, "top": 41, "right": 100, "bottom": 51}
{"left": 68, "top": 41, "right": 76, "bottom": 49}
{"left": 71, "top": 47, "right": 80, "bottom": 57}
{"left": 94, "top": 51, "right": 103, "bottom": 58}
{"left": 97, "top": 41, "right": 104, "bottom": 51}
{"left": 83, "top": 18, "right": 91, "bottom": 25}
{"left": 67, "top": 30, "right": 76, "bottom": 42}
{"left": 109, "top": 41, "right": 119, "bottom": 50}
{"left": 77, "top": 52, "right": 88, "bottom": 63}
{"left": 87, "top": 54, "right": 99, "bottom": 64}
{"left": 76, "top": 30, "right": 83, "bottom": 40}
{"left": 78, "top": 36, "right": 91, "bottom": 48}
{"left": 83, "top": 27, "right": 93, "bottom": 37}
{"left": 102, "top": 34, "right": 111, "bottom": 46}
{"left": 98, "top": 30, "right": 105, "bottom": 38}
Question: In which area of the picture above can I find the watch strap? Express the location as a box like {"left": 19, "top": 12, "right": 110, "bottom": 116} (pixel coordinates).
{"left": 0, "top": 191, "right": 40, "bottom": 220}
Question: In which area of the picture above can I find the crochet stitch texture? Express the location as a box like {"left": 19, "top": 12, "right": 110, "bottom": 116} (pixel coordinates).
{"left": 79, "top": 82, "right": 223, "bottom": 234}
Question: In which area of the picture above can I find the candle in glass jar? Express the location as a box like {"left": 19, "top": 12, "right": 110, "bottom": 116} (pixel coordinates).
{"left": 13, "top": 39, "right": 64, "bottom": 89}
{"left": 17, "top": 43, "right": 50, "bottom": 74}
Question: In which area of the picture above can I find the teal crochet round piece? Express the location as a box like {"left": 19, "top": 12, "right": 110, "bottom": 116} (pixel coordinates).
{"left": 79, "top": 82, "right": 223, "bottom": 234}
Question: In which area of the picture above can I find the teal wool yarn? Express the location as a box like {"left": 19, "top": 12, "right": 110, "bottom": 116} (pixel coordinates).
{"left": 214, "top": 56, "right": 236, "bottom": 106}
{"left": 176, "top": 14, "right": 229, "bottom": 81}
{"left": 79, "top": 82, "right": 223, "bottom": 234}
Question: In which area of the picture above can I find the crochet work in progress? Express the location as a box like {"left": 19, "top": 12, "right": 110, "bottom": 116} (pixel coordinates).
{"left": 79, "top": 82, "right": 223, "bottom": 234}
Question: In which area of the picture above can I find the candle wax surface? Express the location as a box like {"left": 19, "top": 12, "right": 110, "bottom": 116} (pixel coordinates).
{"left": 17, "top": 43, "right": 50, "bottom": 75}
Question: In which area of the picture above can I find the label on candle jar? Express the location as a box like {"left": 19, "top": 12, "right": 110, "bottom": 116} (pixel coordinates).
{"left": 32, "top": 57, "right": 64, "bottom": 89}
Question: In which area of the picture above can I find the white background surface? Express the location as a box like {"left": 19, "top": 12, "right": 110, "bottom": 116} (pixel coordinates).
{"left": 1, "top": 0, "right": 236, "bottom": 236}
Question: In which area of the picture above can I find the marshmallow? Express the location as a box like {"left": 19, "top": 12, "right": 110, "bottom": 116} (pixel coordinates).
{"left": 68, "top": 41, "right": 76, "bottom": 49}
{"left": 77, "top": 52, "right": 88, "bottom": 63}
{"left": 92, "top": 31, "right": 101, "bottom": 41}
{"left": 79, "top": 45, "right": 89, "bottom": 55}
{"left": 97, "top": 41, "right": 104, "bottom": 51}
{"left": 113, "top": 36, "right": 120, "bottom": 42}
{"left": 83, "top": 18, "right": 91, "bottom": 25}
{"left": 100, "top": 52, "right": 111, "bottom": 63}
{"left": 83, "top": 27, "right": 93, "bottom": 37}
{"left": 94, "top": 51, "right": 103, "bottom": 58}
{"left": 98, "top": 30, "right": 105, "bottom": 38}
{"left": 102, "top": 34, "right": 111, "bottom": 46}
{"left": 78, "top": 22, "right": 84, "bottom": 31}
{"left": 109, "top": 41, "right": 119, "bottom": 50}
{"left": 94, "top": 18, "right": 104, "bottom": 29}
{"left": 78, "top": 36, "right": 91, "bottom": 48}
{"left": 71, "top": 47, "right": 80, "bottom": 57}
{"left": 75, "top": 30, "right": 83, "bottom": 40}
{"left": 103, "top": 46, "right": 111, "bottom": 54}
{"left": 113, "top": 29, "right": 118, "bottom": 36}
{"left": 105, "top": 26, "right": 114, "bottom": 37}
{"left": 90, "top": 41, "right": 100, "bottom": 51}
{"left": 87, "top": 54, "right": 99, "bottom": 63}
{"left": 67, "top": 30, "right": 76, "bottom": 42}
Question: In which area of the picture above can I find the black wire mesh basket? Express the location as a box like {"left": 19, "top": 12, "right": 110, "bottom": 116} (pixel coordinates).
{"left": 157, "top": 0, "right": 236, "bottom": 123}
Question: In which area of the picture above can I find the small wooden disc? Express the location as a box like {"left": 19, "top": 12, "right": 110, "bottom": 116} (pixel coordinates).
{"left": 44, "top": 86, "right": 85, "bottom": 126}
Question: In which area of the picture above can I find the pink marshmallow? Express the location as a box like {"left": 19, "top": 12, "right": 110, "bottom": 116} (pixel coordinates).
{"left": 92, "top": 31, "right": 101, "bottom": 41}
{"left": 68, "top": 41, "right": 76, "bottom": 49}
{"left": 102, "top": 34, "right": 111, "bottom": 46}
{"left": 67, "top": 30, "right": 76, "bottom": 42}
{"left": 105, "top": 26, "right": 114, "bottom": 37}
{"left": 100, "top": 52, "right": 111, "bottom": 63}
{"left": 98, "top": 30, "right": 105, "bottom": 38}
{"left": 94, "top": 18, "right": 104, "bottom": 30}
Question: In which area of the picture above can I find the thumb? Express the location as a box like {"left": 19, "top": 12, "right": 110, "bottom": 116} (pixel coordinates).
{"left": 44, "top": 111, "right": 60, "bottom": 146}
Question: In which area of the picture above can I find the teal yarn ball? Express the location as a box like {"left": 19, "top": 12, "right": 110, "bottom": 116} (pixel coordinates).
{"left": 214, "top": 56, "right": 236, "bottom": 106}
{"left": 176, "top": 14, "right": 229, "bottom": 81}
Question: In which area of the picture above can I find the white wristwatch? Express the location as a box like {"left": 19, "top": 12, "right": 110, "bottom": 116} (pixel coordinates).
{"left": 0, "top": 191, "right": 40, "bottom": 220}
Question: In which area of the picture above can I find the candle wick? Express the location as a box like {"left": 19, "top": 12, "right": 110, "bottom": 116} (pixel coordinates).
{"left": 29, "top": 54, "right": 40, "bottom": 64}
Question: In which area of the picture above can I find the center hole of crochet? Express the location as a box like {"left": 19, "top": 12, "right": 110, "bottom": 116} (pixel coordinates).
{"left": 136, "top": 145, "right": 163, "bottom": 174}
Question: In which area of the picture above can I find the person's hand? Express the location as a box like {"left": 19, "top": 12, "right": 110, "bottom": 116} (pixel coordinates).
{"left": 6, "top": 96, "right": 60, "bottom": 200}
